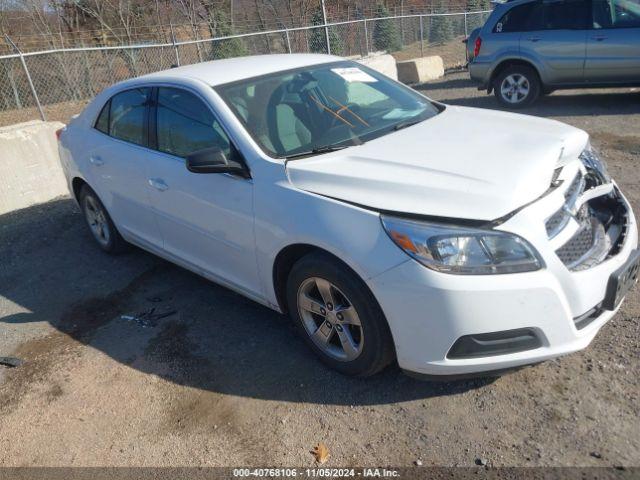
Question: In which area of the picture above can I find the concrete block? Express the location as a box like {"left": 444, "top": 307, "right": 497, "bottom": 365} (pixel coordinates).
{"left": 0, "top": 120, "right": 68, "bottom": 215}
{"left": 356, "top": 53, "right": 398, "bottom": 81}
{"left": 397, "top": 56, "right": 445, "bottom": 84}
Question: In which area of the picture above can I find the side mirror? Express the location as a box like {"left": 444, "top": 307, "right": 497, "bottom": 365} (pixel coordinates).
{"left": 186, "top": 147, "right": 248, "bottom": 177}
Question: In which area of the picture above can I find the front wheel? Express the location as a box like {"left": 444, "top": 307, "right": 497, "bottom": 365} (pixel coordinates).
{"left": 493, "top": 65, "right": 541, "bottom": 109}
{"left": 286, "top": 252, "right": 395, "bottom": 377}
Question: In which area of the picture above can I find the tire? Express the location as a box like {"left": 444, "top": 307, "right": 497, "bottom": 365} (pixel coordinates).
{"left": 79, "top": 185, "right": 128, "bottom": 253}
{"left": 493, "top": 65, "right": 541, "bottom": 109}
{"left": 286, "top": 252, "right": 395, "bottom": 377}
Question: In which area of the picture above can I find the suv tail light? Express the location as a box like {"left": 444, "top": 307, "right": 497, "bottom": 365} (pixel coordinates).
{"left": 474, "top": 37, "right": 482, "bottom": 58}
{"left": 55, "top": 128, "right": 64, "bottom": 141}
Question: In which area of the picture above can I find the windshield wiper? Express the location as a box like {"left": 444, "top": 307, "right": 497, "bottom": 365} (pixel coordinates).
{"left": 285, "top": 144, "right": 350, "bottom": 160}
{"left": 392, "top": 119, "right": 423, "bottom": 131}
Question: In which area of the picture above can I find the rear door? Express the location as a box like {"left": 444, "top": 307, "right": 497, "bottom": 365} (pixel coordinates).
{"left": 482, "top": 3, "right": 535, "bottom": 63}
{"left": 586, "top": 0, "right": 640, "bottom": 83}
{"left": 85, "top": 87, "right": 163, "bottom": 249}
{"left": 519, "top": 0, "right": 590, "bottom": 85}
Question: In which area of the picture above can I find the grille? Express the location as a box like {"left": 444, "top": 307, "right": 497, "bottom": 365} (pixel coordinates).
{"left": 556, "top": 223, "right": 595, "bottom": 266}
{"left": 554, "top": 191, "right": 627, "bottom": 271}
{"left": 545, "top": 208, "right": 567, "bottom": 237}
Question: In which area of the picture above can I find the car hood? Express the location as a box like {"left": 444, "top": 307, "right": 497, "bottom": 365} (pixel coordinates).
{"left": 285, "top": 105, "right": 589, "bottom": 221}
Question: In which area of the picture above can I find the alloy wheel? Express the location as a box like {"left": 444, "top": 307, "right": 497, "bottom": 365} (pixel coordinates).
{"left": 83, "top": 195, "right": 111, "bottom": 247}
{"left": 500, "top": 74, "right": 530, "bottom": 104}
{"left": 297, "top": 277, "right": 364, "bottom": 362}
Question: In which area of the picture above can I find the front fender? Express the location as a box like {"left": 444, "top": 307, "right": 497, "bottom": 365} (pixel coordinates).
{"left": 252, "top": 167, "right": 408, "bottom": 309}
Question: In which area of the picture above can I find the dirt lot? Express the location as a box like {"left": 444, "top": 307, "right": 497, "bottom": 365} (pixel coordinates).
{"left": 0, "top": 73, "right": 639, "bottom": 469}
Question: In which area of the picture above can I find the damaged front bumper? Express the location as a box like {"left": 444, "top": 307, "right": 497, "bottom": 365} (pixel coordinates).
{"left": 367, "top": 162, "right": 638, "bottom": 377}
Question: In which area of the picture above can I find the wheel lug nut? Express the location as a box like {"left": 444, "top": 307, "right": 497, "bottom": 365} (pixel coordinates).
{"left": 336, "top": 313, "right": 343, "bottom": 321}
{"left": 325, "top": 321, "right": 332, "bottom": 329}
{"left": 336, "top": 325, "right": 343, "bottom": 332}
{"left": 327, "top": 303, "right": 333, "bottom": 311}
{"left": 320, "top": 308, "right": 326, "bottom": 316}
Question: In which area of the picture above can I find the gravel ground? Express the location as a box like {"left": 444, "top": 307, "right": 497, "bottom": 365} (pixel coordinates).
{"left": 0, "top": 72, "right": 638, "bottom": 469}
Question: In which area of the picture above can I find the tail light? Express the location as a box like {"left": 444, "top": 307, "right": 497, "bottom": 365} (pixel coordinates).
{"left": 474, "top": 37, "right": 482, "bottom": 58}
{"left": 55, "top": 128, "right": 64, "bottom": 141}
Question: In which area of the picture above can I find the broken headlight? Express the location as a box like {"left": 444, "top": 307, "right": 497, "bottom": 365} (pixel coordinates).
{"left": 580, "top": 143, "right": 610, "bottom": 185}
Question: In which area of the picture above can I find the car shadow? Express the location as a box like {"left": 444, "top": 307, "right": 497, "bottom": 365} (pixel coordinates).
{"left": 0, "top": 198, "right": 492, "bottom": 406}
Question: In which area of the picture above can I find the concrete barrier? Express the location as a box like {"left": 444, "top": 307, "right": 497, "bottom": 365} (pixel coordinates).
{"left": 397, "top": 56, "right": 445, "bottom": 84}
{"left": 356, "top": 53, "right": 398, "bottom": 81}
{"left": 0, "top": 121, "right": 68, "bottom": 215}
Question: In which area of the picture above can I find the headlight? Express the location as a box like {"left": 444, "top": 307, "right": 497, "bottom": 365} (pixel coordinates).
{"left": 381, "top": 216, "right": 543, "bottom": 275}
{"left": 580, "top": 143, "right": 610, "bottom": 184}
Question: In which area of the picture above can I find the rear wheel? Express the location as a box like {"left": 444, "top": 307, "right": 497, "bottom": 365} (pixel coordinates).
{"left": 79, "top": 185, "right": 128, "bottom": 253}
{"left": 493, "top": 65, "right": 541, "bottom": 108}
{"left": 286, "top": 252, "right": 395, "bottom": 377}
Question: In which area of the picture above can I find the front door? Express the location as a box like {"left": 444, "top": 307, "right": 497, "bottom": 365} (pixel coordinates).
{"left": 586, "top": 0, "right": 640, "bottom": 83}
{"left": 145, "top": 86, "right": 260, "bottom": 296}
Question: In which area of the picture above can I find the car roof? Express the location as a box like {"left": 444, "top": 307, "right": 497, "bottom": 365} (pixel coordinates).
{"left": 141, "top": 53, "right": 343, "bottom": 86}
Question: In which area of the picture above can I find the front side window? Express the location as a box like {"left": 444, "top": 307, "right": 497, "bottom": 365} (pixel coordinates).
{"left": 593, "top": 0, "right": 640, "bottom": 28}
{"left": 540, "top": 0, "right": 590, "bottom": 30}
{"left": 109, "top": 88, "right": 150, "bottom": 146}
{"left": 215, "top": 61, "right": 441, "bottom": 159}
{"left": 156, "top": 87, "right": 233, "bottom": 159}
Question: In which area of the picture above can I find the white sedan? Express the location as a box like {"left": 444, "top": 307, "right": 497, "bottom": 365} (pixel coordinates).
{"left": 57, "top": 54, "right": 639, "bottom": 378}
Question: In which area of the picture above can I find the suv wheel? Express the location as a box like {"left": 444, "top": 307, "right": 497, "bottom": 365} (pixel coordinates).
{"left": 79, "top": 185, "right": 128, "bottom": 253}
{"left": 286, "top": 252, "right": 395, "bottom": 377}
{"left": 494, "top": 65, "right": 540, "bottom": 108}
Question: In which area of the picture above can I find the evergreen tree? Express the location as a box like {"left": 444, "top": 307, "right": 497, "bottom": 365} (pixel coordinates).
{"left": 372, "top": 4, "right": 401, "bottom": 52}
{"left": 210, "top": 8, "right": 247, "bottom": 59}
{"left": 309, "top": 8, "right": 344, "bottom": 55}
{"left": 430, "top": 1, "right": 455, "bottom": 44}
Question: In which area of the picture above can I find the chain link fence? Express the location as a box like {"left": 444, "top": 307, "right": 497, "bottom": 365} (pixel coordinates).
{"left": 0, "top": 10, "right": 491, "bottom": 128}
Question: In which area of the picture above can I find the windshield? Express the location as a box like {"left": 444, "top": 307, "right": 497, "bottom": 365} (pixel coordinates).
{"left": 215, "top": 60, "right": 441, "bottom": 159}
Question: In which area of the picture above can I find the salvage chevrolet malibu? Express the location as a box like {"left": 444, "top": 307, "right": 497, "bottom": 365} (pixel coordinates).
{"left": 58, "top": 54, "right": 639, "bottom": 378}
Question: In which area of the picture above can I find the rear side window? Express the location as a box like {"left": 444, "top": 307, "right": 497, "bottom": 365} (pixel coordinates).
{"left": 494, "top": 3, "right": 539, "bottom": 32}
{"left": 156, "top": 87, "right": 233, "bottom": 159}
{"left": 109, "top": 88, "right": 150, "bottom": 147}
{"left": 95, "top": 100, "right": 110, "bottom": 134}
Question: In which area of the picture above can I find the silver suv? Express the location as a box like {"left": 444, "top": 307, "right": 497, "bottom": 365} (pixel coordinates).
{"left": 468, "top": 0, "right": 640, "bottom": 108}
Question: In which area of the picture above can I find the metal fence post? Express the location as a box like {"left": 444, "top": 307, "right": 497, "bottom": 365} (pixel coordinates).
{"left": 285, "top": 29, "right": 292, "bottom": 53}
{"left": 363, "top": 19, "right": 369, "bottom": 56}
{"left": 170, "top": 23, "right": 180, "bottom": 66}
{"left": 321, "top": 0, "right": 331, "bottom": 55}
{"left": 464, "top": 12, "right": 468, "bottom": 37}
{"left": 5, "top": 35, "right": 45, "bottom": 122}
{"left": 419, "top": 15, "right": 424, "bottom": 57}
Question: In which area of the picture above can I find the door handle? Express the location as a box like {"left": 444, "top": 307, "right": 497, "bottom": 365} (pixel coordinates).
{"left": 148, "top": 178, "right": 169, "bottom": 192}
{"left": 89, "top": 156, "right": 104, "bottom": 166}
{"left": 527, "top": 36, "right": 541, "bottom": 42}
